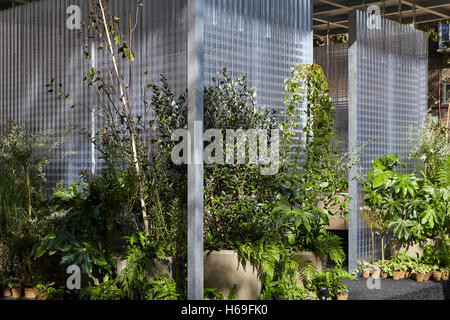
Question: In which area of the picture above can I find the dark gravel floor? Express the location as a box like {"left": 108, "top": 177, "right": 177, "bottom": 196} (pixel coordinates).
{"left": 345, "top": 277, "right": 450, "bottom": 300}
{"left": 2, "top": 278, "right": 449, "bottom": 301}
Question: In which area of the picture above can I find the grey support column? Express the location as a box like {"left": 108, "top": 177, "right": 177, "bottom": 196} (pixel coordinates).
{"left": 347, "top": 11, "right": 358, "bottom": 273}
{"left": 187, "top": 0, "right": 204, "bottom": 301}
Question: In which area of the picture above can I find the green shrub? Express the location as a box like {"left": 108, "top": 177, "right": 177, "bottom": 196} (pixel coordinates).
{"left": 144, "top": 275, "right": 179, "bottom": 300}
{"left": 79, "top": 277, "right": 125, "bottom": 300}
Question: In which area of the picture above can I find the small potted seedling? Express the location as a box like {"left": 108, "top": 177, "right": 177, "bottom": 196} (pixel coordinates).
{"left": 357, "top": 260, "right": 371, "bottom": 278}
{"left": 379, "top": 261, "right": 391, "bottom": 279}
{"left": 412, "top": 263, "right": 427, "bottom": 283}
{"left": 391, "top": 261, "right": 407, "bottom": 280}
{"left": 334, "top": 282, "right": 349, "bottom": 300}
{"left": 371, "top": 262, "right": 381, "bottom": 279}
{"left": 35, "top": 283, "right": 50, "bottom": 301}
{"left": 442, "top": 267, "right": 449, "bottom": 281}
{"left": 423, "top": 265, "right": 433, "bottom": 281}
{"left": 432, "top": 265, "right": 442, "bottom": 282}
{"left": 7, "top": 277, "right": 22, "bottom": 299}
{"left": 1, "top": 279, "right": 11, "bottom": 297}
{"left": 47, "top": 287, "right": 64, "bottom": 300}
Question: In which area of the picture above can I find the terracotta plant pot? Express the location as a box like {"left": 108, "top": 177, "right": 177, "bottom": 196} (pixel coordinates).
{"left": 381, "top": 271, "right": 388, "bottom": 279}
{"left": 2, "top": 288, "right": 11, "bottom": 297}
{"left": 362, "top": 270, "right": 371, "bottom": 278}
{"left": 415, "top": 273, "right": 425, "bottom": 283}
{"left": 36, "top": 292, "right": 47, "bottom": 301}
{"left": 24, "top": 287, "right": 36, "bottom": 299}
{"left": 392, "top": 271, "right": 404, "bottom": 280}
{"left": 442, "top": 273, "right": 449, "bottom": 281}
{"left": 432, "top": 271, "right": 442, "bottom": 282}
{"left": 11, "top": 287, "right": 22, "bottom": 299}
{"left": 371, "top": 269, "right": 381, "bottom": 279}
{"left": 336, "top": 293, "right": 348, "bottom": 300}
{"left": 424, "top": 272, "right": 432, "bottom": 281}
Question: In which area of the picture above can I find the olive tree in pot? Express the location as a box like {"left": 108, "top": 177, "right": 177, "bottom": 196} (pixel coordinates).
{"left": 201, "top": 70, "right": 281, "bottom": 299}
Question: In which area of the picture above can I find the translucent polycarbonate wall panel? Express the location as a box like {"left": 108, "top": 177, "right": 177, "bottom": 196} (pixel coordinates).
{"left": 0, "top": 0, "right": 91, "bottom": 186}
{"left": 348, "top": 11, "right": 428, "bottom": 271}
{"left": 0, "top": 0, "right": 188, "bottom": 187}
{"left": 314, "top": 43, "right": 349, "bottom": 153}
{"left": 0, "top": 0, "right": 312, "bottom": 188}
{"left": 203, "top": 0, "right": 313, "bottom": 121}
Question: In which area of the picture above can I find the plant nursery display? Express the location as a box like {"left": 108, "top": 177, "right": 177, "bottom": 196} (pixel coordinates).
{"left": 1, "top": 0, "right": 450, "bottom": 303}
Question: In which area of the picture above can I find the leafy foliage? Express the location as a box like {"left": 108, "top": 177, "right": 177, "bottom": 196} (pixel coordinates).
{"left": 79, "top": 276, "right": 126, "bottom": 300}
{"left": 274, "top": 64, "right": 351, "bottom": 264}
{"left": 361, "top": 153, "right": 450, "bottom": 247}
{"left": 32, "top": 179, "right": 118, "bottom": 279}
{"left": 144, "top": 275, "right": 179, "bottom": 300}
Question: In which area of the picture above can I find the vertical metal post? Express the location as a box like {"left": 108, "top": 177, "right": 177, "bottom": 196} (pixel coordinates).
{"left": 326, "top": 22, "right": 330, "bottom": 76}
{"left": 398, "top": 0, "right": 402, "bottom": 24}
{"left": 347, "top": 11, "right": 358, "bottom": 273}
{"left": 187, "top": 0, "right": 204, "bottom": 301}
{"left": 90, "top": 39, "right": 97, "bottom": 175}
{"left": 412, "top": 4, "right": 416, "bottom": 27}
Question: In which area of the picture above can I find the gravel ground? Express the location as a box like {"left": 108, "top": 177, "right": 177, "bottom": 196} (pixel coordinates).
{"left": 345, "top": 277, "right": 450, "bottom": 300}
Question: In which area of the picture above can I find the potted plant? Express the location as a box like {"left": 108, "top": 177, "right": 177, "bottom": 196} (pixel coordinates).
{"left": 423, "top": 264, "right": 433, "bottom": 281}
{"left": 390, "top": 261, "right": 407, "bottom": 280}
{"left": 378, "top": 261, "right": 391, "bottom": 278}
{"left": 47, "top": 286, "right": 64, "bottom": 300}
{"left": 371, "top": 262, "right": 381, "bottom": 279}
{"left": 432, "top": 265, "right": 442, "bottom": 282}
{"left": 357, "top": 260, "right": 371, "bottom": 278}
{"left": 7, "top": 277, "right": 22, "bottom": 299}
{"left": 35, "top": 283, "right": 50, "bottom": 301}
{"left": 23, "top": 286, "right": 36, "bottom": 299}
{"left": 441, "top": 266, "right": 449, "bottom": 281}
{"left": 334, "top": 282, "right": 349, "bottom": 300}
{"left": 412, "top": 263, "right": 428, "bottom": 283}
{"left": 1, "top": 279, "right": 11, "bottom": 297}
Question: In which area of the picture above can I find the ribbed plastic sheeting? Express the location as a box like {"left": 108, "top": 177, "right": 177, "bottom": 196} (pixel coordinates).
{"left": 0, "top": 0, "right": 313, "bottom": 187}
{"left": 0, "top": 0, "right": 189, "bottom": 186}
{"left": 347, "top": 10, "right": 428, "bottom": 271}
{"left": 203, "top": 0, "right": 313, "bottom": 119}
{"left": 314, "top": 43, "right": 349, "bottom": 153}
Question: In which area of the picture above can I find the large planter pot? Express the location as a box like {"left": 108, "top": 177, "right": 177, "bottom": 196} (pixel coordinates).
{"left": 24, "top": 287, "right": 36, "bottom": 299}
{"left": 415, "top": 273, "right": 425, "bottom": 283}
{"left": 362, "top": 270, "right": 371, "bottom": 279}
{"left": 117, "top": 257, "right": 173, "bottom": 280}
{"left": 442, "top": 273, "right": 449, "bottom": 281}
{"left": 432, "top": 271, "right": 442, "bottom": 282}
{"left": 390, "top": 238, "right": 438, "bottom": 259}
{"left": 292, "top": 251, "right": 327, "bottom": 286}
{"left": 381, "top": 271, "right": 388, "bottom": 279}
{"left": 319, "top": 194, "right": 349, "bottom": 230}
{"left": 424, "top": 272, "right": 432, "bottom": 281}
{"left": 2, "top": 288, "right": 11, "bottom": 297}
{"left": 204, "top": 250, "right": 261, "bottom": 300}
{"left": 11, "top": 287, "right": 22, "bottom": 299}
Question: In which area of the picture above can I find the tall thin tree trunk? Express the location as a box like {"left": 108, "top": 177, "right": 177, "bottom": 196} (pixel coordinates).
{"left": 371, "top": 230, "right": 375, "bottom": 264}
{"left": 98, "top": 0, "right": 149, "bottom": 236}
{"left": 25, "top": 164, "right": 32, "bottom": 218}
